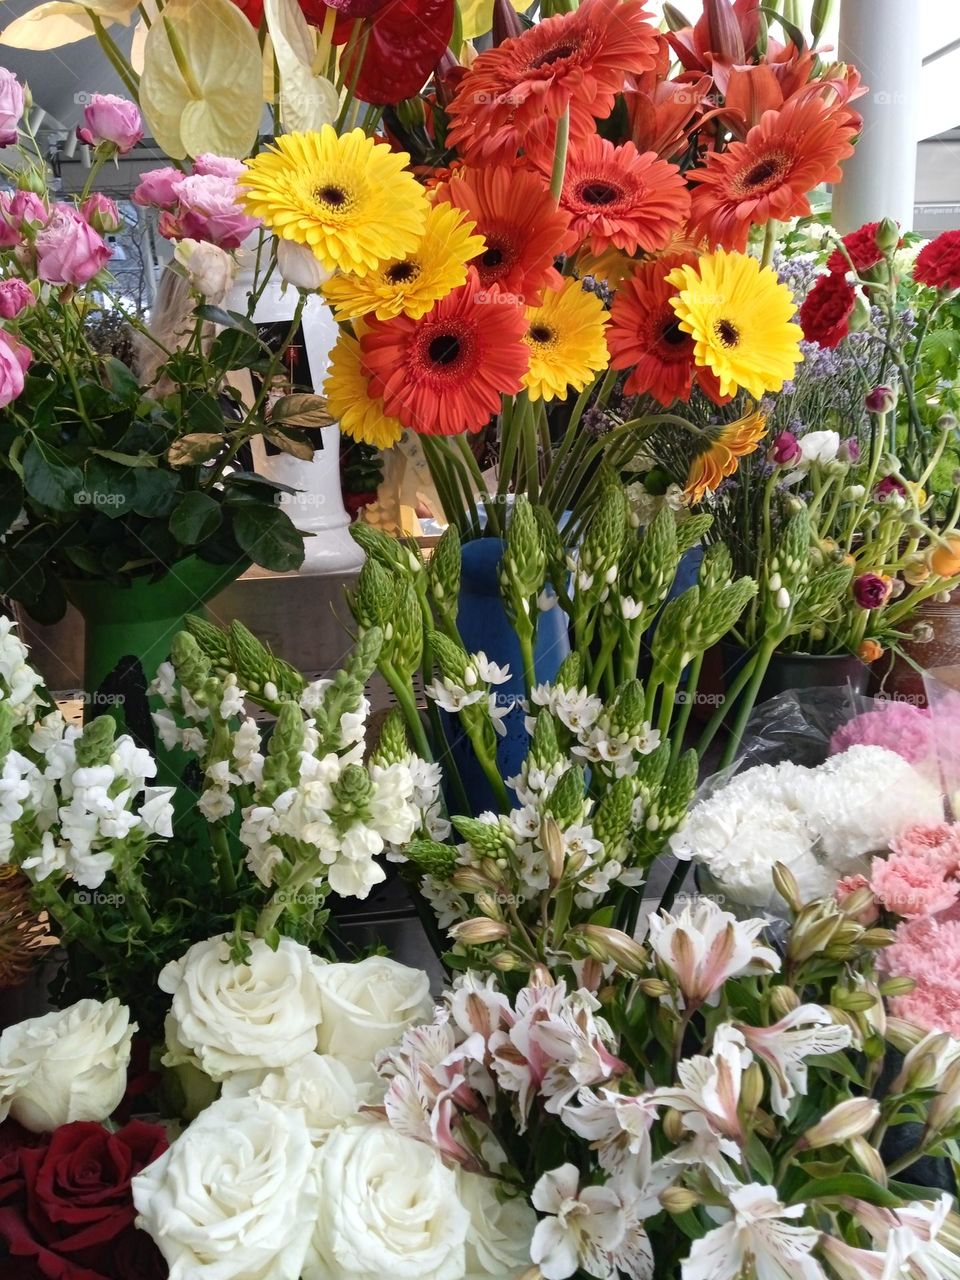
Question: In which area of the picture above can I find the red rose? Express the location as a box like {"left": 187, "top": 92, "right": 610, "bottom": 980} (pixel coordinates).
{"left": 0, "top": 1120, "right": 168, "bottom": 1280}
{"left": 914, "top": 230, "right": 960, "bottom": 291}
{"left": 799, "top": 271, "right": 857, "bottom": 349}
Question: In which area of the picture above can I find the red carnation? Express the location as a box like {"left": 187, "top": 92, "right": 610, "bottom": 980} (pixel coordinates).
{"left": 914, "top": 230, "right": 960, "bottom": 291}
{"left": 826, "top": 220, "right": 896, "bottom": 275}
{"left": 799, "top": 272, "right": 857, "bottom": 349}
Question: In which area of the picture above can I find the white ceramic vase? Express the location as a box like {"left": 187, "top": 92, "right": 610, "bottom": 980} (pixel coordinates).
{"left": 225, "top": 247, "right": 364, "bottom": 576}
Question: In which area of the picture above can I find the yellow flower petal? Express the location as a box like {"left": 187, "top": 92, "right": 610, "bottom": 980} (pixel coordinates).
{"left": 139, "top": 0, "right": 262, "bottom": 160}
{"left": 324, "top": 334, "right": 403, "bottom": 449}
{"left": 0, "top": 0, "right": 138, "bottom": 50}
{"left": 264, "top": 0, "right": 339, "bottom": 133}
{"left": 459, "top": 0, "right": 528, "bottom": 40}
{"left": 522, "top": 278, "right": 609, "bottom": 403}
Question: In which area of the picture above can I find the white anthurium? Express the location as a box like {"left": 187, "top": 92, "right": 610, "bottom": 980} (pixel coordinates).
{"left": 139, "top": 0, "right": 262, "bottom": 159}
{"left": 735, "top": 1005, "right": 853, "bottom": 1117}
{"left": 129, "top": 0, "right": 159, "bottom": 73}
{"left": 264, "top": 0, "right": 339, "bottom": 133}
{"left": 680, "top": 1184, "right": 826, "bottom": 1280}
{"left": 0, "top": 0, "right": 139, "bottom": 50}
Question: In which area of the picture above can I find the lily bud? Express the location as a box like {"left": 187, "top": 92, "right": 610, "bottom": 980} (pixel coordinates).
{"left": 740, "top": 1062, "right": 765, "bottom": 1115}
{"left": 541, "top": 816, "right": 566, "bottom": 886}
{"left": 660, "top": 1186, "right": 701, "bottom": 1214}
{"left": 577, "top": 925, "right": 647, "bottom": 974}
{"left": 662, "top": 1108, "right": 685, "bottom": 1144}
{"left": 451, "top": 867, "right": 495, "bottom": 894}
{"left": 849, "top": 1135, "right": 887, "bottom": 1185}
{"left": 879, "top": 977, "right": 917, "bottom": 1000}
{"left": 491, "top": 951, "right": 522, "bottom": 972}
{"left": 929, "top": 1060, "right": 960, "bottom": 1131}
{"left": 772, "top": 862, "right": 802, "bottom": 913}
{"left": 474, "top": 891, "right": 503, "bottom": 920}
{"left": 450, "top": 918, "right": 510, "bottom": 945}
{"left": 860, "top": 928, "right": 897, "bottom": 948}
{"left": 802, "top": 1098, "right": 880, "bottom": 1149}
{"left": 769, "top": 985, "right": 801, "bottom": 1018}
{"left": 638, "top": 978, "right": 671, "bottom": 998}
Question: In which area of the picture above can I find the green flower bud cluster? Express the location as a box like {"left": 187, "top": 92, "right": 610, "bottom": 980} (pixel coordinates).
{"left": 632, "top": 740, "right": 670, "bottom": 810}
{"left": 527, "top": 709, "right": 561, "bottom": 772}
{"left": 170, "top": 631, "right": 213, "bottom": 701}
{"left": 74, "top": 715, "right": 117, "bottom": 768}
{"left": 545, "top": 764, "right": 586, "bottom": 826}
{"left": 352, "top": 561, "right": 421, "bottom": 679}
{"left": 428, "top": 525, "right": 461, "bottom": 627}
{"left": 183, "top": 618, "right": 302, "bottom": 702}
{"left": 608, "top": 680, "right": 647, "bottom": 742}
{"left": 634, "top": 749, "right": 698, "bottom": 862}
{"left": 351, "top": 522, "right": 423, "bottom": 580}
{"left": 260, "top": 700, "right": 306, "bottom": 804}
{"left": 577, "top": 481, "right": 628, "bottom": 611}
{"left": 331, "top": 763, "right": 374, "bottom": 830}
{"left": 310, "top": 628, "right": 382, "bottom": 755}
{"left": 763, "top": 507, "right": 810, "bottom": 626}
{"left": 650, "top": 574, "right": 756, "bottom": 689}
{"left": 352, "top": 558, "right": 397, "bottom": 635}
{"left": 593, "top": 776, "right": 636, "bottom": 862}
{"left": 499, "top": 496, "right": 547, "bottom": 627}
{"left": 404, "top": 837, "right": 458, "bottom": 881}
{"left": 431, "top": 632, "right": 472, "bottom": 686}
{"left": 555, "top": 652, "right": 583, "bottom": 690}
{"left": 452, "top": 814, "right": 515, "bottom": 856}
{"left": 372, "top": 708, "right": 410, "bottom": 767}
{"left": 621, "top": 507, "right": 679, "bottom": 622}
{"left": 675, "top": 513, "right": 713, "bottom": 555}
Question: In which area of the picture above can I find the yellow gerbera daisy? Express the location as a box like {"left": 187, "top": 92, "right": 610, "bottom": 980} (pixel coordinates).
{"left": 322, "top": 202, "right": 486, "bottom": 322}
{"left": 324, "top": 333, "right": 403, "bottom": 450}
{"left": 684, "top": 409, "right": 768, "bottom": 503}
{"left": 239, "top": 127, "right": 429, "bottom": 278}
{"left": 667, "top": 249, "right": 802, "bottom": 400}
{"left": 522, "top": 279, "right": 609, "bottom": 403}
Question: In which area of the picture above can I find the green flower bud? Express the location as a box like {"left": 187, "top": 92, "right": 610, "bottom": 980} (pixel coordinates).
{"left": 610, "top": 680, "right": 647, "bottom": 740}
{"left": 429, "top": 524, "right": 461, "bottom": 616}
{"left": 641, "top": 750, "right": 697, "bottom": 848}
{"left": 184, "top": 615, "right": 232, "bottom": 671}
{"left": 453, "top": 814, "right": 514, "bottom": 855}
{"left": 675, "top": 512, "right": 713, "bottom": 555}
{"left": 386, "top": 579, "right": 423, "bottom": 678}
{"left": 699, "top": 542, "right": 732, "bottom": 592}
{"left": 579, "top": 481, "right": 628, "bottom": 606}
{"left": 228, "top": 620, "right": 303, "bottom": 700}
{"left": 350, "top": 522, "right": 422, "bottom": 578}
{"left": 352, "top": 559, "right": 399, "bottom": 634}
{"left": 332, "top": 762, "right": 375, "bottom": 827}
{"left": 170, "top": 631, "right": 212, "bottom": 697}
{"left": 528, "top": 709, "right": 561, "bottom": 769}
{"left": 405, "top": 837, "right": 458, "bottom": 880}
{"left": 876, "top": 217, "right": 901, "bottom": 254}
{"left": 594, "top": 776, "right": 635, "bottom": 861}
{"left": 500, "top": 495, "right": 547, "bottom": 610}
{"left": 555, "top": 652, "right": 583, "bottom": 690}
{"left": 431, "top": 632, "right": 471, "bottom": 684}
{"left": 74, "top": 715, "right": 117, "bottom": 768}
{"left": 545, "top": 765, "right": 586, "bottom": 826}
{"left": 629, "top": 506, "right": 679, "bottom": 614}
{"left": 633, "top": 741, "right": 670, "bottom": 800}
{"left": 372, "top": 708, "right": 410, "bottom": 767}
{"left": 260, "top": 700, "right": 305, "bottom": 801}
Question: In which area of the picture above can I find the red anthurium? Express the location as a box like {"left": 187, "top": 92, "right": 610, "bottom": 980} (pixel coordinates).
{"left": 315, "top": 0, "right": 389, "bottom": 17}
{"left": 228, "top": 0, "right": 265, "bottom": 25}
{"left": 336, "top": 0, "right": 455, "bottom": 104}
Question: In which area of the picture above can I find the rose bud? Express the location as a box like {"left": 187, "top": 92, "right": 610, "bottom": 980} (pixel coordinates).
{"left": 0, "top": 67, "right": 24, "bottom": 146}
{"left": 865, "top": 385, "right": 896, "bottom": 415}
{"left": 80, "top": 193, "right": 122, "bottom": 235}
{"left": 769, "top": 430, "right": 801, "bottom": 465}
{"left": 76, "top": 92, "right": 143, "bottom": 154}
{"left": 852, "top": 573, "right": 893, "bottom": 610}
{"left": 0, "top": 278, "right": 34, "bottom": 320}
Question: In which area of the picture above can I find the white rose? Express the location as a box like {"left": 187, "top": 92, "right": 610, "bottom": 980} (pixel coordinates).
{"left": 305, "top": 1120, "right": 470, "bottom": 1280}
{"left": 0, "top": 998, "right": 133, "bottom": 1132}
{"left": 221, "top": 1052, "right": 376, "bottom": 1143}
{"left": 174, "top": 237, "right": 237, "bottom": 300}
{"left": 459, "top": 1171, "right": 537, "bottom": 1280}
{"left": 133, "top": 1095, "right": 320, "bottom": 1280}
{"left": 798, "top": 430, "right": 840, "bottom": 465}
{"left": 160, "top": 934, "right": 325, "bottom": 1081}
{"left": 278, "top": 238, "right": 333, "bottom": 291}
{"left": 315, "top": 956, "right": 434, "bottom": 1065}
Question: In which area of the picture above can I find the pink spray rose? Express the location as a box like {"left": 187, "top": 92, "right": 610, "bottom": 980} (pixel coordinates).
{"left": 0, "top": 279, "right": 34, "bottom": 320}
{"left": 132, "top": 167, "right": 184, "bottom": 211}
{"left": 158, "top": 174, "right": 258, "bottom": 250}
{"left": 76, "top": 93, "right": 143, "bottom": 154}
{"left": 0, "top": 332, "right": 26, "bottom": 408}
{"left": 769, "top": 430, "right": 801, "bottom": 465}
{"left": 0, "top": 69, "right": 24, "bottom": 147}
{"left": 0, "top": 190, "right": 47, "bottom": 247}
{"left": 35, "top": 206, "right": 110, "bottom": 286}
{"left": 81, "top": 193, "right": 122, "bottom": 235}
{"left": 193, "top": 153, "right": 246, "bottom": 179}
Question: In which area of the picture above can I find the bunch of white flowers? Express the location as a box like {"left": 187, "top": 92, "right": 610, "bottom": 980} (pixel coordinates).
{"left": 672, "top": 744, "right": 944, "bottom": 912}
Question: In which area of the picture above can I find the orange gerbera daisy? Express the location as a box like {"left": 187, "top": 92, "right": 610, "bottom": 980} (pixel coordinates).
{"left": 558, "top": 135, "right": 690, "bottom": 256}
{"left": 684, "top": 410, "right": 768, "bottom": 503}
{"left": 608, "top": 254, "right": 707, "bottom": 406}
{"left": 689, "top": 97, "right": 859, "bottom": 251}
{"left": 434, "top": 166, "right": 575, "bottom": 301}
{"left": 446, "top": 0, "right": 659, "bottom": 163}
{"left": 359, "top": 269, "right": 530, "bottom": 436}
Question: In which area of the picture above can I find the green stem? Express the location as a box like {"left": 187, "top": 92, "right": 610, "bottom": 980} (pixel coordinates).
{"left": 89, "top": 13, "right": 141, "bottom": 98}
{"left": 381, "top": 658, "right": 432, "bottom": 761}
{"left": 211, "top": 823, "right": 238, "bottom": 897}
{"left": 760, "top": 219, "right": 778, "bottom": 269}
{"left": 718, "top": 638, "right": 777, "bottom": 769}
{"left": 549, "top": 106, "right": 571, "bottom": 203}
{"left": 670, "top": 652, "right": 703, "bottom": 763}
{"left": 696, "top": 649, "right": 761, "bottom": 760}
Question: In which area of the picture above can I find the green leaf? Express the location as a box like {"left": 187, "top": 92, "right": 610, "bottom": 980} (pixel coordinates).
{"left": 270, "top": 393, "right": 334, "bottom": 429}
{"left": 745, "top": 1132, "right": 775, "bottom": 1182}
{"left": 132, "top": 469, "right": 182, "bottom": 518}
{"left": 82, "top": 458, "right": 137, "bottom": 518}
{"left": 91, "top": 448, "right": 158, "bottom": 468}
{"left": 167, "top": 434, "right": 226, "bottom": 468}
{"left": 789, "top": 1173, "right": 902, "bottom": 1208}
{"left": 169, "top": 491, "right": 223, "bottom": 545}
{"left": 103, "top": 356, "right": 142, "bottom": 404}
{"left": 262, "top": 425, "right": 315, "bottom": 461}
{"left": 22, "top": 439, "right": 84, "bottom": 513}
{"left": 233, "top": 504, "right": 305, "bottom": 572}
{"left": 211, "top": 327, "right": 267, "bottom": 370}
{"left": 179, "top": 391, "right": 232, "bottom": 435}
{"left": 0, "top": 473, "right": 23, "bottom": 536}
{"left": 196, "top": 305, "right": 258, "bottom": 337}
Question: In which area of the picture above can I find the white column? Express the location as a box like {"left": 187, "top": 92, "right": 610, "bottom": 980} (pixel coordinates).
{"left": 832, "top": 0, "right": 922, "bottom": 233}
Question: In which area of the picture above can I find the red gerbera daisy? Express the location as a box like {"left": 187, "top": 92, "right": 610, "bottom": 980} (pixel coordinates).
{"left": 799, "top": 271, "right": 857, "bottom": 349}
{"left": 688, "top": 97, "right": 859, "bottom": 251}
{"left": 558, "top": 134, "right": 690, "bottom": 256}
{"left": 826, "top": 221, "right": 900, "bottom": 275}
{"left": 446, "top": 0, "right": 659, "bottom": 163}
{"left": 914, "top": 230, "right": 960, "bottom": 291}
{"left": 359, "top": 270, "right": 530, "bottom": 436}
{"left": 434, "top": 166, "right": 576, "bottom": 300}
{"left": 607, "top": 254, "right": 726, "bottom": 406}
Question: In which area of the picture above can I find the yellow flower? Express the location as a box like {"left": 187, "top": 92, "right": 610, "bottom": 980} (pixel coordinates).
{"left": 575, "top": 246, "right": 634, "bottom": 288}
{"left": 324, "top": 333, "right": 403, "bottom": 450}
{"left": 684, "top": 410, "right": 768, "bottom": 503}
{"left": 459, "top": 0, "right": 528, "bottom": 39}
{"left": 667, "top": 249, "right": 802, "bottom": 399}
{"left": 522, "top": 278, "right": 609, "bottom": 403}
{"left": 323, "top": 202, "right": 485, "bottom": 322}
{"left": 239, "top": 127, "right": 428, "bottom": 277}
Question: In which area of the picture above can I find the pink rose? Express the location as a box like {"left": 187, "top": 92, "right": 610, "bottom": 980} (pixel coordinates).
{"left": 0, "top": 279, "right": 34, "bottom": 319}
{"left": 77, "top": 93, "right": 143, "bottom": 154}
{"left": 193, "top": 153, "right": 246, "bottom": 179}
{"left": 0, "top": 190, "right": 47, "bottom": 247}
{"left": 35, "top": 206, "right": 110, "bottom": 286}
{"left": 7, "top": 335, "right": 31, "bottom": 373}
{"left": 0, "top": 332, "right": 26, "bottom": 408}
{"left": 159, "top": 174, "right": 258, "bottom": 250}
{"left": 132, "top": 167, "right": 184, "bottom": 211}
{"left": 769, "top": 430, "right": 801, "bottom": 465}
{"left": 81, "top": 193, "right": 122, "bottom": 235}
{"left": 0, "top": 68, "right": 24, "bottom": 147}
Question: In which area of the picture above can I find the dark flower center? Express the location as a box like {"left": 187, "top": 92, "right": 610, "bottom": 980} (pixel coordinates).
{"left": 428, "top": 335, "right": 462, "bottom": 366}
{"left": 481, "top": 246, "right": 505, "bottom": 268}
{"left": 530, "top": 43, "right": 577, "bottom": 69}
{"left": 660, "top": 319, "right": 687, "bottom": 347}
{"left": 529, "top": 325, "right": 554, "bottom": 344}
{"left": 579, "top": 182, "right": 620, "bottom": 206}
{"left": 738, "top": 153, "right": 789, "bottom": 193}
{"left": 315, "top": 185, "right": 348, "bottom": 207}
{"left": 386, "top": 261, "right": 418, "bottom": 284}
{"left": 715, "top": 319, "right": 741, "bottom": 348}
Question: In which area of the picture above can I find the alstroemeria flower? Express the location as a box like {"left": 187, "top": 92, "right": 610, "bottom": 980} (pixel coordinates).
{"left": 735, "top": 1005, "right": 853, "bottom": 1116}
{"left": 530, "top": 1164, "right": 625, "bottom": 1280}
{"left": 647, "top": 898, "right": 780, "bottom": 1007}
{"left": 682, "top": 1184, "right": 824, "bottom": 1280}
{"left": 652, "top": 1026, "right": 750, "bottom": 1151}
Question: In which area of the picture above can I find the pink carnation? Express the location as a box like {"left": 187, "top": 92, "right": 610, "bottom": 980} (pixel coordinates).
{"left": 891, "top": 823, "right": 960, "bottom": 875}
{"left": 883, "top": 914, "right": 960, "bottom": 1037}
{"left": 834, "top": 874, "right": 880, "bottom": 925}
{"left": 829, "top": 702, "right": 933, "bottom": 767}
{"left": 869, "top": 850, "right": 960, "bottom": 917}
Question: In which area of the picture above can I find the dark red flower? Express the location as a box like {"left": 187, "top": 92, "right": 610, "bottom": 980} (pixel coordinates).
{"left": 853, "top": 573, "right": 893, "bottom": 610}
{"left": 799, "top": 271, "right": 856, "bottom": 349}
{"left": 826, "top": 220, "right": 899, "bottom": 275}
{"left": 336, "top": 0, "right": 455, "bottom": 104}
{"left": 228, "top": 0, "right": 263, "bottom": 24}
{"left": 0, "top": 1120, "right": 168, "bottom": 1280}
{"left": 914, "top": 230, "right": 960, "bottom": 291}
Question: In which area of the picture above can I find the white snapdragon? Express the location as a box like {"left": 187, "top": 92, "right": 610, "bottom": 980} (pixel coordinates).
{"left": 0, "top": 618, "right": 45, "bottom": 726}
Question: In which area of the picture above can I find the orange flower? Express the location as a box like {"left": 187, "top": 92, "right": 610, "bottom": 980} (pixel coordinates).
{"left": 446, "top": 0, "right": 659, "bottom": 163}
{"left": 684, "top": 410, "right": 767, "bottom": 503}
{"left": 858, "top": 639, "right": 884, "bottom": 664}
{"left": 558, "top": 134, "right": 690, "bottom": 256}
{"left": 688, "top": 97, "right": 858, "bottom": 250}
{"left": 928, "top": 535, "right": 960, "bottom": 579}
{"left": 359, "top": 268, "right": 530, "bottom": 436}
{"left": 434, "top": 165, "right": 575, "bottom": 301}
